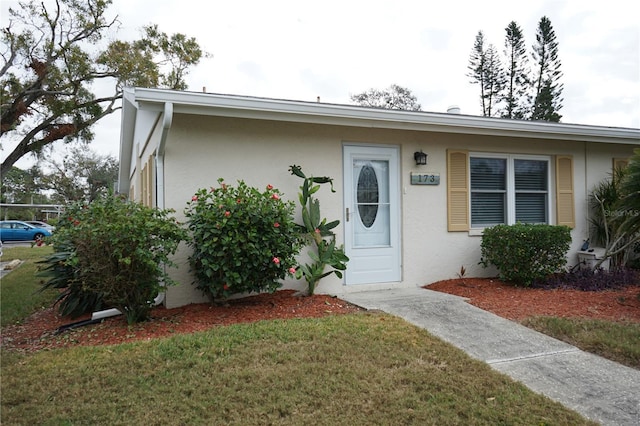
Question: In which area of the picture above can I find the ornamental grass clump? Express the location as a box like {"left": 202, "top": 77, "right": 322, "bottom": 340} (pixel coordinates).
{"left": 480, "top": 223, "right": 572, "bottom": 286}
{"left": 39, "top": 194, "right": 187, "bottom": 324}
{"left": 185, "top": 179, "right": 302, "bottom": 302}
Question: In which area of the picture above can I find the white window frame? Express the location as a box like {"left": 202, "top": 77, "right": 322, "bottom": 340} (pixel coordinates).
{"left": 469, "top": 153, "right": 551, "bottom": 229}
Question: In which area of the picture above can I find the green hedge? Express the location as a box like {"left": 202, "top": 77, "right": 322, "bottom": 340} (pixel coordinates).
{"left": 479, "top": 224, "right": 572, "bottom": 286}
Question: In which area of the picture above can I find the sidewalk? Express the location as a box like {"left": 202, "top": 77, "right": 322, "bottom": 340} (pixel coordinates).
{"left": 340, "top": 287, "right": 640, "bottom": 426}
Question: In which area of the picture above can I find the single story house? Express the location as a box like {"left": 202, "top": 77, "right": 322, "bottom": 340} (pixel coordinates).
{"left": 118, "top": 87, "right": 640, "bottom": 308}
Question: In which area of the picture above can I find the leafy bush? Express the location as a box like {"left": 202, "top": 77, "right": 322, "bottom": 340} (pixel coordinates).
{"left": 39, "top": 195, "right": 187, "bottom": 323}
{"left": 185, "top": 179, "right": 302, "bottom": 301}
{"left": 480, "top": 223, "right": 572, "bottom": 286}
{"left": 289, "top": 165, "right": 348, "bottom": 295}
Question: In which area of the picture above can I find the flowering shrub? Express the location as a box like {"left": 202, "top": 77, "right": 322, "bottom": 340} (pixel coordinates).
{"left": 39, "top": 194, "right": 187, "bottom": 323}
{"left": 185, "top": 179, "right": 302, "bottom": 301}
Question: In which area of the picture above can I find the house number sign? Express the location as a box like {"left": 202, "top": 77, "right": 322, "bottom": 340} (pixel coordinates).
{"left": 410, "top": 172, "right": 440, "bottom": 185}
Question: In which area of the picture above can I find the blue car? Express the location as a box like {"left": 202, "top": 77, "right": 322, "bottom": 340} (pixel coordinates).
{"left": 0, "top": 220, "right": 53, "bottom": 242}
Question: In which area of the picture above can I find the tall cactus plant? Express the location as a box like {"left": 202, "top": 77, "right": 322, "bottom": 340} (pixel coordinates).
{"left": 289, "top": 165, "right": 349, "bottom": 295}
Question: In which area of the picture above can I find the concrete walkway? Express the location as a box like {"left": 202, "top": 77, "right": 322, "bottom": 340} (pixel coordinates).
{"left": 340, "top": 287, "right": 640, "bottom": 426}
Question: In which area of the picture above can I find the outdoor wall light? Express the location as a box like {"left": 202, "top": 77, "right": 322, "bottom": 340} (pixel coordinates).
{"left": 414, "top": 150, "right": 428, "bottom": 166}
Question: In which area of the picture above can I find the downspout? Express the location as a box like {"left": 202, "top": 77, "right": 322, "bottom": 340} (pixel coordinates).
{"left": 152, "top": 101, "right": 174, "bottom": 308}
{"left": 86, "top": 103, "right": 175, "bottom": 324}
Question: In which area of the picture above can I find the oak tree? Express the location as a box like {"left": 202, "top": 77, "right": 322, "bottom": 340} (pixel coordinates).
{"left": 0, "top": 0, "right": 208, "bottom": 180}
{"left": 40, "top": 144, "right": 119, "bottom": 203}
{"left": 350, "top": 84, "right": 422, "bottom": 111}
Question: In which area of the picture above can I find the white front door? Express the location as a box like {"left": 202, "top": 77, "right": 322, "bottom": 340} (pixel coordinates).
{"left": 343, "top": 145, "right": 401, "bottom": 284}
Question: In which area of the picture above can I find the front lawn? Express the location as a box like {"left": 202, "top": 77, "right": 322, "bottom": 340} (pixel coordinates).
{"left": 1, "top": 313, "right": 595, "bottom": 425}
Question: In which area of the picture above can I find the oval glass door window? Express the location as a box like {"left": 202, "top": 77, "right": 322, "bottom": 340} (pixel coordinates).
{"left": 357, "top": 165, "right": 379, "bottom": 228}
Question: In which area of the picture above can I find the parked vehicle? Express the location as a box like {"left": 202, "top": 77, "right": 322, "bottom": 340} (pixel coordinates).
{"left": 0, "top": 221, "right": 53, "bottom": 242}
{"left": 25, "top": 220, "right": 56, "bottom": 232}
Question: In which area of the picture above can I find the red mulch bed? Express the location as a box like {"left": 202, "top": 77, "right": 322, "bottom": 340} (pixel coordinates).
{"left": 1, "top": 290, "right": 362, "bottom": 353}
{"left": 2, "top": 280, "right": 639, "bottom": 353}
{"left": 426, "top": 278, "right": 640, "bottom": 323}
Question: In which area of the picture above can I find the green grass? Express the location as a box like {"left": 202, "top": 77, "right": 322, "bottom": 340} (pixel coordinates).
{"left": 0, "top": 245, "right": 56, "bottom": 327}
{"left": 522, "top": 316, "right": 640, "bottom": 369}
{"left": 1, "top": 313, "right": 596, "bottom": 425}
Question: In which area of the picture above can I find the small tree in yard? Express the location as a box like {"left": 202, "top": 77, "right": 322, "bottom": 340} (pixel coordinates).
{"left": 289, "top": 165, "right": 349, "bottom": 295}
{"left": 39, "top": 194, "right": 187, "bottom": 323}
{"left": 185, "top": 179, "right": 302, "bottom": 302}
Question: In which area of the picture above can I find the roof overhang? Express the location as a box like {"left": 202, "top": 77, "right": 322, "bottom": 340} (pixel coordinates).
{"left": 126, "top": 87, "right": 640, "bottom": 145}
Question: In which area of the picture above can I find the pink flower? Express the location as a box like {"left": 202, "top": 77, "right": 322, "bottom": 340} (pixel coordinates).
{"left": 272, "top": 257, "right": 280, "bottom": 265}
{"left": 315, "top": 228, "right": 320, "bottom": 234}
{"left": 271, "top": 193, "right": 280, "bottom": 200}
{"left": 210, "top": 187, "right": 215, "bottom": 192}
{"left": 266, "top": 184, "right": 273, "bottom": 190}
{"left": 191, "top": 195, "right": 198, "bottom": 201}
{"left": 273, "top": 222, "right": 280, "bottom": 228}
{"left": 288, "top": 267, "right": 296, "bottom": 274}
{"left": 224, "top": 211, "right": 231, "bottom": 217}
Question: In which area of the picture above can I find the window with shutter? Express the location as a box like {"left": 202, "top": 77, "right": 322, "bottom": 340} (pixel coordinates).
{"left": 448, "top": 151, "right": 573, "bottom": 232}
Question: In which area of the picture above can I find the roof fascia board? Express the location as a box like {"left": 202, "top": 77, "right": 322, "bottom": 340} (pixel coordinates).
{"left": 118, "top": 89, "right": 137, "bottom": 193}
{"left": 131, "top": 88, "right": 640, "bottom": 145}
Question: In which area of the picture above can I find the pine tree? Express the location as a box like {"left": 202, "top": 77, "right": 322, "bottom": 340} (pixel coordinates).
{"left": 467, "top": 31, "right": 504, "bottom": 117}
{"left": 467, "top": 31, "right": 489, "bottom": 116}
{"left": 482, "top": 44, "right": 505, "bottom": 117}
{"left": 530, "top": 16, "right": 563, "bottom": 121}
{"left": 501, "top": 21, "right": 530, "bottom": 119}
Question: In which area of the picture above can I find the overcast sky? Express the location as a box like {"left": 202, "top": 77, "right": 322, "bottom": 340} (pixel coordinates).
{"left": 2, "top": 0, "right": 639, "bottom": 168}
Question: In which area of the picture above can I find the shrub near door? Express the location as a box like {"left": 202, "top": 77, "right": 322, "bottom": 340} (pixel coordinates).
{"left": 480, "top": 223, "right": 572, "bottom": 286}
{"left": 185, "top": 179, "right": 302, "bottom": 302}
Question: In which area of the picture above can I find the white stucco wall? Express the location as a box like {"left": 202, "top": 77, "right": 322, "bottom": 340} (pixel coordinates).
{"left": 157, "top": 114, "right": 637, "bottom": 308}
